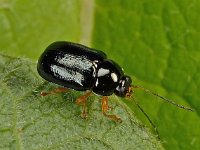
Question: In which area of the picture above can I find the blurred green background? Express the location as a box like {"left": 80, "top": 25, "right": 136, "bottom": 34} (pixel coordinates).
{"left": 0, "top": 0, "right": 199, "bottom": 149}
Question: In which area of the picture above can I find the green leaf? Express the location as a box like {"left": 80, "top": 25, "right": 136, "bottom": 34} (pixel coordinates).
{"left": 0, "top": 0, "right": 81, "bottom": 59}
{"left": 0, "top": 0, "right": 200, "bottom": 150}
{"left": 92, "top": 0, "right": 200, "bottom": 150}
{"left": 0, "top": 54, "right": 163, "bottom": 149}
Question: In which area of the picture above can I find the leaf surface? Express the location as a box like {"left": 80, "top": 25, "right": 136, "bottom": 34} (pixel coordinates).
{"left": 0, "top": 0, "right": 199, "bottom": 149}
{"left": 0, "top": 54, "right": 163, "bottom": 149}
{"left": 92, "top": 0, "right": 200, "bottom": 150}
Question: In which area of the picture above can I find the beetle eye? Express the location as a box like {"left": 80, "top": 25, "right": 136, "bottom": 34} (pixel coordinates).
{"left": 114, "top": 75, "right": 132, "bottom": 97}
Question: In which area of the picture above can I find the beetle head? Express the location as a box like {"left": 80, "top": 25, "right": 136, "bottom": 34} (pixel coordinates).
{"left": 114, "top": 75, "right": 132, "bottom": 97}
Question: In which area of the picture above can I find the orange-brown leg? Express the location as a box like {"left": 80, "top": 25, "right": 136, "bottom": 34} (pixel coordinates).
{"left": 41, "top": 87, "right": 69, "bottom": 96}
{"left": 76, "top": 91, "right": 92, "bottom": 119}
{"left": 101, "top": 96, "right": 122, "bottom": 122}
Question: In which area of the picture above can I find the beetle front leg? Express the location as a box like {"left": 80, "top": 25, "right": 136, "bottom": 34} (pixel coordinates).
{"left": 101, "top": 96, "right": 122, "bottom": 122}
{"left": 76, "top": 91, "right": 92, "bottom": 119}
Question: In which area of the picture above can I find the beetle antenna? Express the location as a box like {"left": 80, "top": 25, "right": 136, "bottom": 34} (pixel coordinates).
{"left": 132, "top": 98, "right": 160, "bottom": 139}
{"left": 132, "top": 85, "right": 194, "bottom": 112}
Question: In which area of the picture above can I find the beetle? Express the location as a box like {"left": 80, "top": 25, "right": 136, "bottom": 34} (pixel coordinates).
{"left": 37, "top": 41, "right": 194, "bottom": 122}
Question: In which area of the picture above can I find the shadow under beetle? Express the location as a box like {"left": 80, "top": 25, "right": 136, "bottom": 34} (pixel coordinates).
{"left": 37, "top": 41, "right": 194, "bottom": 124}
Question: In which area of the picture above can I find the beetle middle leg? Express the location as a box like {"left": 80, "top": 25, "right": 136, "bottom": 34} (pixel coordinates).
{"left": 101, "top": 96, "right": 122, "bottom": 122}
{"left": 41, "top": 87, "right": 69, "bottom": 96}
{"left": 76, "top": 91, "right": 92, "bottom": 119}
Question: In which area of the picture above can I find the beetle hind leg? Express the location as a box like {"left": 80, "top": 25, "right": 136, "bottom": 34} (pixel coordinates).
{"left": 76, "top": 91, "right": 92, "bottom": 119}
{"left": 101, "top": 96, "right": 122, "bottom": 122}
{"left": 41, "top": 87, "right": 69, "bottom": 96}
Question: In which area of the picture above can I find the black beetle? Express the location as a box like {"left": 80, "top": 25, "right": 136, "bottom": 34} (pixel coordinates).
{"left": 37, "top": 41, "right": 133, "bottom": 121}
{"left": 37, "top": 41, "right": 194, "bottom": 122}
{"left": 37, "top": 41, "right": 132, "bottom": 97}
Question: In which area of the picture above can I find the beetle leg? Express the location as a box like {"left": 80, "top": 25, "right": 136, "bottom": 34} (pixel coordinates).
{"left": 101, "top": 96, "right": 122, "bottom": 122}
{"left": 41, "top": 87, "right": 69, "bottom": 96}
{"left": 76, "top": 91, "right": 92, "bottom": 119}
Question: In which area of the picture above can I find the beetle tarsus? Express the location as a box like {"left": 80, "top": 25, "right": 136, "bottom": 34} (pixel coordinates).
{"left": 102, "top": 96, "right": 122, "bottom": 122}
{"left": 76, "top": 91, "right": 92, "bottom": 119}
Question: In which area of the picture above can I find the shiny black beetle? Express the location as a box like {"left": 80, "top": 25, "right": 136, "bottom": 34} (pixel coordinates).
{"left": 37, "top": 41, "right": 193, "bottom": 122}
{"left": 37, "top": 41, "right": 132, "bottom": 98}
{"left": 37, "top": 41, "right": 133, "bottom": 121}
